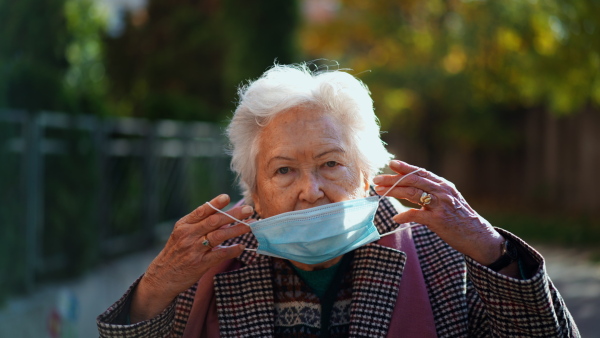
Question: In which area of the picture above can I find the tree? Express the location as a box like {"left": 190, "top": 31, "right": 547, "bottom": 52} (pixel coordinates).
{"left": 0, "top": 0, "right": 70, "bottom": 110}
{"left": 0, "top": 0, "right": 107, "bottom": 113}
{"left": 103, "top": 0, "right": 299, "bottom": 122}
{"left": 300, "top": 0, "right": 600, "bottom": 215}
{"left": 0, "top": 0, "right": 108, "bottom": 302}
{"left": 301, "top": 0, "right": 600, "bottom": 151}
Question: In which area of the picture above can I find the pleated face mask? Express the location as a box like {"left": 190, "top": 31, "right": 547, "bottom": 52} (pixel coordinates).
{"left": 207, "top": 168, "right": 423, "bottom": 265}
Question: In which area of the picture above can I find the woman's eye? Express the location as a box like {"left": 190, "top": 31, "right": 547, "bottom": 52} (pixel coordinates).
{"left": 277, "top": 167, "right": 290, "bottom": 174}
{"left": 325, "top": 161, "right": 337, "bottom": 168}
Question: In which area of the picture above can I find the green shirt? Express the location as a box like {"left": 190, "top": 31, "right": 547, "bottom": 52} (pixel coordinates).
{"left": 289, "top": 254, "right": 353, "bottom": 338}
{"left": 291, "top": 259, "right": 344, "bottom": 300}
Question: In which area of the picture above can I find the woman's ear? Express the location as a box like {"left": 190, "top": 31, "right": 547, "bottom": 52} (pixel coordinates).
{"left": 251, "top": 192, "right": 262, "bottom": 216}
{"left": 362, "top": 173, "right": 370, "bottom": 195}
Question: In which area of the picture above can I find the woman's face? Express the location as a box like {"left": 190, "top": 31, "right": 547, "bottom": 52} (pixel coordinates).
{"left": 252, "top": 106, "right": 369, "bottom": 219}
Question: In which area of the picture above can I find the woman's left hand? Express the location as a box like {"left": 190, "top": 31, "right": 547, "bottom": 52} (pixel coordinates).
{"left": 373, "top": 160, "right": 506, "bottom": 267}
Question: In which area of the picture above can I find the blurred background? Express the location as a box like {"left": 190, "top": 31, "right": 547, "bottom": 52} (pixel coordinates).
{"left": 1, "top": 0, "right": 599, "bottom": 336}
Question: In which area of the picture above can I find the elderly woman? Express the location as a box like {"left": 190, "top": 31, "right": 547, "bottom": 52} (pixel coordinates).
{"left": 98, "top": 64, "right": 578, "bottom": 337}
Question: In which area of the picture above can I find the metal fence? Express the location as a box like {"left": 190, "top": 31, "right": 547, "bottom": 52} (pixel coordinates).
{"left": 0, "top": 110, "right": 238, "bottom": 296}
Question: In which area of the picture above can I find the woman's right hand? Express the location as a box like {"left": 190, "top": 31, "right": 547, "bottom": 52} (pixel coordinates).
{"left": 130, "top": 194, "right": 253, "bottom": 323}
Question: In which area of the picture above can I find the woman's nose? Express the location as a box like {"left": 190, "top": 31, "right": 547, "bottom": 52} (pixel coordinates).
{"left": 298, "top": 172, "right": 325, "bottom": 204}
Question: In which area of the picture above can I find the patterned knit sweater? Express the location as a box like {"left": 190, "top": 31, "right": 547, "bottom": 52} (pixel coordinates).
{"left": 272, "top": 256, "right": 353, "bottom": 337}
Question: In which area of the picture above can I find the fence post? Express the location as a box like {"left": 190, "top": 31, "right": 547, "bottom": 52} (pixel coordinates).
{"left": 143, "top": 122, "right": 159, "bottom": 244}
{"left": 94, "top": 116, "right": 110, "bottom": 254}
{"left": 23, "top": 111, "right": 44, "bottom": 292}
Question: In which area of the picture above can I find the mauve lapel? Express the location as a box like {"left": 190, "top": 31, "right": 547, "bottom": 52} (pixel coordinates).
{"left": 349, "top": 244, "right": 406, "bottom": 338}
{"left": 412, "top": 226, "right": 469, "bottom": 337}
{"left": 213, "top": 255, "right": 275, "bottom": 337}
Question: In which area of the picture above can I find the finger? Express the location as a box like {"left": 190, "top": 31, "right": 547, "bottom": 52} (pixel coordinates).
{"left": 388, "top": 160, "right": 445, "bottom": 184}
{"left": 392, "top": 208, "right": 428, "bottom": 225}
{"left": 192, "top": 204, "right": 254, "bottom": 237}
{"left": 374, "top": 171, "right": 443, "bottom": 199}
{"left": 374, "top": 185, "right": 435, "bottom": 207}
{"left": 181, "top": 194, "right": 231, "bottom": 224}
{"left": 199, "top": 221, "right": 251, "bottom": 249}
{"left": 389, "top": 162, "right": 466, "bottom": 209}
{"left": 201, "top": 244, "right": 246, "bottom": 265}
{"left": 373, "top": 172, "right": 439, "bottom": 191}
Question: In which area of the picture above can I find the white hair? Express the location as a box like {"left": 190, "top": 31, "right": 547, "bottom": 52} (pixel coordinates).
{"left": 226, "top": 63, "right": 394, "bottom": 204}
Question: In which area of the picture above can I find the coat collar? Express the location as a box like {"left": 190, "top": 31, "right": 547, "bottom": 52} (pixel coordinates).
{"left": 215, "top": 192, "right": 467, "bottom": 337}
{"left": 214, "top": 243, "right": 406, "bottom": 338}
{"left": 214, "top": 191, "right": 407, "bottom": 337}
{"left": 348, "top": 243, "right": 406, "bottom": 337}
{"left": 411, "top": 225, "right": 469, "bottom": 336}
{"left": 213, "top": 258, "right": 275, "bottom": 337}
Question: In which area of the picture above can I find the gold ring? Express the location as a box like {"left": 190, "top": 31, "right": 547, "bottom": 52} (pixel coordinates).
{"left": 201, "top": 235, "right": 214, "bottom": 249}
{"left": 420, "top": 192, "right": 432, "bottom": 206}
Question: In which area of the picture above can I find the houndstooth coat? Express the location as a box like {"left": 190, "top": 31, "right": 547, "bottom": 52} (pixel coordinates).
{"left": 97, "top": 196, "right": 580, "bottom": 337}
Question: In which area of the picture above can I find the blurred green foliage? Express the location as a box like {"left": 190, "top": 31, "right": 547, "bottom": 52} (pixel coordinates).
{"left": 301, "top": 0, "right": 600, "bottom": 148}
{"left": 0, "top": 0, "right": 108, "bottom": 113}
{"left": 0, "top": 0, "right": 70, "bottom": 110}
{"left": 103, "top": 0, "right": 299, "bottom": 121}
{"left": 1, "top": 0, "right": 109, "bottom": 302}
{"left": 0, "top": 0, "right": 299, "bottom": 303}
{"left": 301, "top": 0, "right": 600, "bottom": 247}
{"left": 63, "top": 0, "right": 109, "bottom": 114}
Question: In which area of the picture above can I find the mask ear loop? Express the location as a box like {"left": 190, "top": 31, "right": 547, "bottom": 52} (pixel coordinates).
{"left": 205, "top": 202, "right": 258, "bottom": 251}
{"left": 205, "top": 167, "right": 425, "bottom": 249}
{"left": 377, "top": 168, "right": 425, "bottom": 237}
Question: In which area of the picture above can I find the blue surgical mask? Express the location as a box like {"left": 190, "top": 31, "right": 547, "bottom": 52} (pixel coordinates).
{"left": 207, "top": 168, "right": 423, "bottom": 265}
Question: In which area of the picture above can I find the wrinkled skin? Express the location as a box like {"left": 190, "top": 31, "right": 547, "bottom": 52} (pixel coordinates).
{"left": 131, "top": 194, "right": 253, "bottom": 322}
{"left": 251, "top": 106, "right": 369, "bottom": 271}
{"left": 130, "top": 106, "right": 515, "bottom": 323}
{"left": 373, "top": 160, "right": 508, "bottom": 267}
